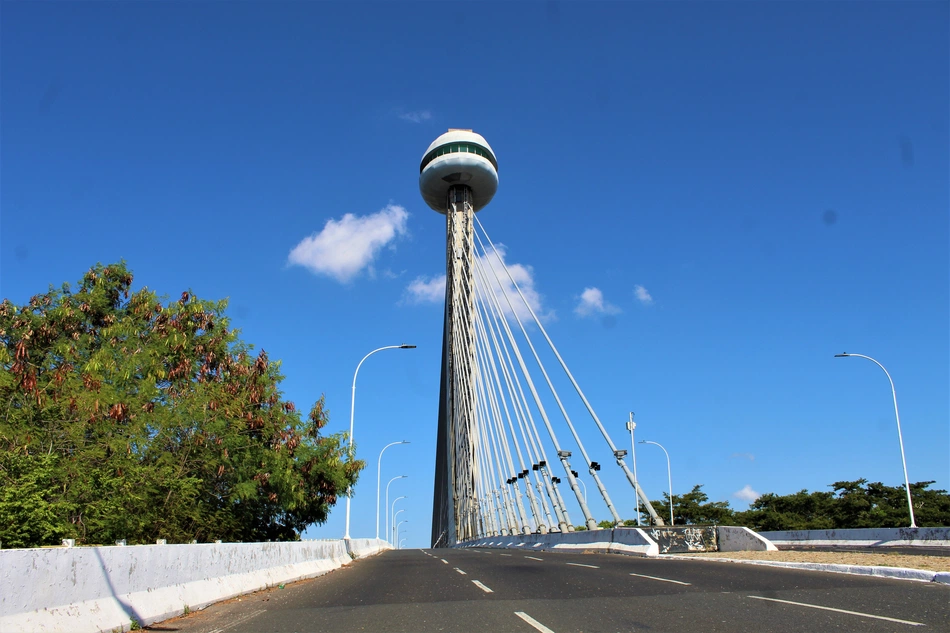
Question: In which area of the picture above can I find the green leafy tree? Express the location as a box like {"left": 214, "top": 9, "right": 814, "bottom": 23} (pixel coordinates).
{"left": 641, "top": 485, "right": 735, "bottom": 526}
{"left": 0, "top": 262, "right": 363, "bottom": 547}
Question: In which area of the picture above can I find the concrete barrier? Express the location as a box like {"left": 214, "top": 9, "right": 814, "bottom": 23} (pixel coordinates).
{"left": 347, "top": 538, "right": 392, "bottom": 558}
{"left": 758, "top": 527, "right": 950, "bottom": 548}
{"left": 718, "top": 526, "right": 778, "bottom": 552}
{"left": 0, "top": 538, "right": 390, "bottom": 633}
{"left": 458, "top": 528, "right": 659, "bottom": 557}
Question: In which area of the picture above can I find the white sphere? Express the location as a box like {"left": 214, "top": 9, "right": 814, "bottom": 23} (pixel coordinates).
{"left": 419, "top": 130, "right": 498, "bottom": 213}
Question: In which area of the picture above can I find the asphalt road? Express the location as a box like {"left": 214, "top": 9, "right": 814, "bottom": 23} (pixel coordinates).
{"left": 153, "top": 548, "right": 950, "bottom": 633}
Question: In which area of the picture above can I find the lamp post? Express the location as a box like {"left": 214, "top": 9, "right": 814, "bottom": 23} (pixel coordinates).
{"left": 393, "top": 510, "right": 406, "bottom": 544}
{"left": 399, "top": 538, "right": 407, "bottom": 549}
{"left": 376, "top": 441, "right": 410, "bottom": 539}
{"left": 395, "top": 520, "right": 408, "bottom": 549}
{"left": 390, "top": 496, "right": 407, "bottom": 544}
{"left": 576, "top": 477, "right": 587, "bottom": 505}
{"left": 640, "top": 440, "right": 673, "bottom": 526}
{"left": 344, "top": 344, "right": 416, "bottom": 540}
{"left": 386, "top": 476, "right": 407, "bottom": 545}
{"left": 835, "top": 352, "right": 916, "bottom": 528}
{"left": 627, "top": 412, "right": 641, "bottom": 526}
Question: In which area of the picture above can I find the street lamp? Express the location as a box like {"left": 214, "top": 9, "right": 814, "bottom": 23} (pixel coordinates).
{"left": 627, "top": 412, "right": 641, "bottom": 526}
{"left": 399, "top": 538, "right": 407, "bottom": 549}
{"left": 376, "top": 441, "right": 410, "bottom": 539}
{"left": 393, "top": 510, "right": 406, "bottom": 544}
{"left": 396, "top": 520, "right": 408, "bottom": 549}
{"left": 640, "top": 440, "right": 673, "bottom": 526}
{"left": 390, "top": 496, "right": 407, "bottom": 544}
{"left": 835, "top": 352, "right": 916, "bottom": 528}
{"left": 575, "top": 477, "right": 587, "bottom": 505}
{"left": 386, "top": 476, "right": 407, "bottom": 545}
{"left": 345, "top": 344, "right": 416, "bottom": 540}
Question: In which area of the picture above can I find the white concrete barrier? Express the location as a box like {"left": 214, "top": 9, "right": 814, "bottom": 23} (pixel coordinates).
{"left": 758, "top": 527, "right": 950, "bottom": 548}
{"left": 0, "top": 538, "right": 390, "bottom": 633}
{"left": 458, "top": 528, "right": 659, "bottom": 557}
{"left": 347, "top": 538, "right": 392, "bottom": 558}
{"left": 718, "top": 527, "right": 778, "bottom": 552}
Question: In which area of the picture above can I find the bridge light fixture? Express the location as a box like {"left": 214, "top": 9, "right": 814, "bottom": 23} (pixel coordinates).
{"left": 640, "top": 440, "right": 674, "bottom": 526}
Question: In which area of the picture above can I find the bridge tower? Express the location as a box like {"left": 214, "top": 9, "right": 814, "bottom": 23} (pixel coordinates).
{"left": 420, "top": 130, "right": 498, "bottom": 547}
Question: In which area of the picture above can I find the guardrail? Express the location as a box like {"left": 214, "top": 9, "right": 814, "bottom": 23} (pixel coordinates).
{"left": 0, "top": 538, "right": 390, "bottom": 633}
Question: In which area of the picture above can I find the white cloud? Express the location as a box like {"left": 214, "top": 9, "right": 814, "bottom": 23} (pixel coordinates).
{"left": 734, "top": 485, "right": 761, "bottom": 503}
{"left": 406, "top": 274, "right": 446, "bottom": 303}
{"left": 634, "top": 284, "right": 654, "bottom": 306}
{"left": 730, "top": 453, "right": 755, "bottom": 461}
{"left": 408, "top": 245, "right": 552, "bottom": 321}
{"left": 288, "top": 204, "right": 409, "bottom": 282}
{"left": 574, "top": 287, "right": 621, "bottom": 317}
{"left": 475, "top": 245, "right": 553, "bottom": 323}
{"left": 399, "top": 110, "right": 432, "bottom": 123}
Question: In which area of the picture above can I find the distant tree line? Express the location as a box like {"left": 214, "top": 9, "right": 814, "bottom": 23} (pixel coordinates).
{"left": 578, "top": 480, "right": 949, "bottom": 530}
{"left": 0, "top": 262, "right": 363, "bottom": 548}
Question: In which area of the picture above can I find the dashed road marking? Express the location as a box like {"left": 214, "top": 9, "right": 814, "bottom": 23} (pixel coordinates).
{"left": 441, "top": 558, "right": 449, "bottom": 564}
{"left": 746, "top": 596, "right": 924, "bottom": 627}
{"left": 500, "top": 553, "right": 512, "bottom": 556}
{"left": 629, "top": 572, "right": 691, "bottom": 586}
{"left": 454, "top": 567, "right": 467, "bottom": 575}
{"left": 525, "top": 556, "right": 544, "bottom": 561}
{"left": 472, "top": 580, "right": 494, "bottom": 593}
{"left": 565, "top": 562, "right": 599, "bottom": 569}
{"left": 515, "top": 611, "right": 557, "bottom": 633}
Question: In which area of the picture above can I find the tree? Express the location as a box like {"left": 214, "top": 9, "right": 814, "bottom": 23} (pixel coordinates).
{"left": 640, "top": 485, "right": 734, "bottom": 526}
{"left": 0, "top": 262, "right": 363, "bottom": 547}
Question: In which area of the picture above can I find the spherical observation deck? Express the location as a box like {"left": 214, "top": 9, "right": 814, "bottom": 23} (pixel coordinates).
{"left": 419, "top": 129, "right": 498, "bottom": 213}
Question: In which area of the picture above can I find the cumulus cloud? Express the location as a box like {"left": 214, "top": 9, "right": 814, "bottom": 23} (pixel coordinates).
{"left": 405, "top": 274, "right": 446, "bottom": 303}
{"left": 475, "top": 245, "right": 552, "bottom": 322}
{"left": 288, "top": 204, "right": 409, "bottom": 282}
{"left": 574, "top": 287, "right": 621, "bottom": 317}
{"left": 407, "top": 244, "right": 552, "bottom": 321}
{"left": 399, "top": 110, "right": 432, "bottom": 123}
{"left": 734, "top": 485, "right": 761, "bottom": 503}
{"left": 634, "top": 284, "right": 654, "bottom": 306}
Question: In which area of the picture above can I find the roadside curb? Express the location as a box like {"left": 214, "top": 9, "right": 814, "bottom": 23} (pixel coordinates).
{"left": 660, "top": 554, "right": 950, "bottom": 584}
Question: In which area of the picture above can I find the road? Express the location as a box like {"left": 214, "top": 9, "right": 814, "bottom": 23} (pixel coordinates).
{"left": 155, "top": 548, "right": 949, "bottom": 633}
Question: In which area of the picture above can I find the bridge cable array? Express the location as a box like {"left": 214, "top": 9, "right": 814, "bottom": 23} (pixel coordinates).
{"left": 461, "top": 216, "right": 664, "bottom": 538}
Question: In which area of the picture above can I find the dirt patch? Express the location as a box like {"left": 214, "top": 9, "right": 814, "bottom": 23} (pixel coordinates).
{"left": 674, "top": 550, "right": 949, "bottom": 573}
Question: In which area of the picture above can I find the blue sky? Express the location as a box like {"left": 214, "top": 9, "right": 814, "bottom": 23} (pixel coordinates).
{"left": 2, "top": 2, "right": 947, "bottom": 547}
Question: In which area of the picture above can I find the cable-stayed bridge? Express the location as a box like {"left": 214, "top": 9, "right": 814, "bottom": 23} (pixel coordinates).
{"left": 422, "top": 130, "right": 664, "bottom": 547}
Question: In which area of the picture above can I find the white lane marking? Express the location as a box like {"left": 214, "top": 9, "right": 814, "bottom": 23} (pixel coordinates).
{"left": 565, "top": 562, "right": 600, "bottom": 569}
{"left": 515, "top": 611, "right": 557, "bottom": 633}
{"left": 500, "top": 553, "right": 512, "bottom": 556}
{"left": 441, "top": 558, "right": 449, "bottom": 564}
{"left": 746, "top": 596, "right": 925, "bottom": 627}
{"left": 472, "top": 579, "right": 494, "bottom": 593}
{"left": 207, "top": 608, "right": 266, "bottom": 632}
{"left": 525, "top": 556, "right": 544, "bottom": 561}
{"left": 629, "top": 572, "right": 691, "bottom": 586}
{"left": 454, "top": 567, "right": 467, "bottom": 575}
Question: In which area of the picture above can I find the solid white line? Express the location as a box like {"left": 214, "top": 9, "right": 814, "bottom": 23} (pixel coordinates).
{"left": 746, "top": 596, "right": 925, "bottom": 626}
{"left": 208, "top": 608, "right": 267, "bottom": 632}
{"left": 454, "top": 567, "right": 467, "bottom": 575}
{"left": 514, "top": 611, "right": 557, "bottom": 633}
{"left": 565, "top": 562, "right": 599, "bottom": 569}
{"left": 472, "top": 579, "right": 494, "bottom": 593}
{"left": 629, "top": 572, "right": 691, "bottom": 586}
{"left": 525, "top": 556, "right": 544, "bottom": 561}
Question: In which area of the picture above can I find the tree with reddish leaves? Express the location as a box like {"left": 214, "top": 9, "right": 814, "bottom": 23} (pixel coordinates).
{"left": 0, "top": 262, "right": 362, "bottom": 546}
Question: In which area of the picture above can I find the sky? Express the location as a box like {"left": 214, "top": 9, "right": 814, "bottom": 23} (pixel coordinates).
{"left": 1, "top": 1, "right": 947, "bottom": 548}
